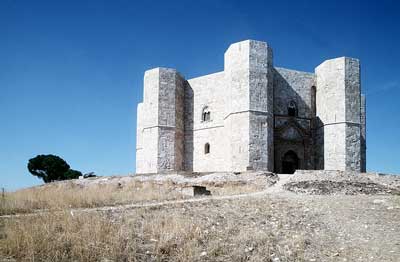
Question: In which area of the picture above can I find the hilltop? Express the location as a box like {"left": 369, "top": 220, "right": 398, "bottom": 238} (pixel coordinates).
{"left": 0, "top": 170, "right": 399, "bottom": 261}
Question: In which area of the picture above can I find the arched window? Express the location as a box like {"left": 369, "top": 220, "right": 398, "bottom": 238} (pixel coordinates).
{"left": 288, "top": 101, "right": 297, "bottom": 117}
{"left": 204, "top": 143, "right": 210, "bottom": 154}
{"left": 202, "top": 106, "right": 211, "bottom": 122}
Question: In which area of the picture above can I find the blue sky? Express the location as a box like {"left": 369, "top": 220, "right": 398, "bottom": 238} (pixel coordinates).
{"left": 1, "top": 0, "right": 399, "bottom": 190}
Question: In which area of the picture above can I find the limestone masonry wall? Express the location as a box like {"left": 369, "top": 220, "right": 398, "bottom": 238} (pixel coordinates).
{"left": 361, "top": 95, "right": 367, "bottom": 172}
{"left": 185, "top": 72, "right": 228, "bottom": 172}
{"left": 136, "top": 68, "right": 185, "bottom": 173}
{"left": 315, "top": 57, "right": 362, "bottom": 171}
{"left": 136, "top": 40, "right": 366, "bottom": 174}
{"left": 273, "top": 67, "right": 315, "bottom": 118}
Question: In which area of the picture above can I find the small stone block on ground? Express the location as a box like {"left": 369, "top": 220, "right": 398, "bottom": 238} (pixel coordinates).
{"left": 182, "top": 186, "right": 211, "bottom": 197}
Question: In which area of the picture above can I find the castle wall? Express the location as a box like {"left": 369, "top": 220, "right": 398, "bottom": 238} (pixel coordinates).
{"left": 344, "top": 58, "right": 361, "bottom": 171}
{"left": 272, "top": 67, "right": 316, "bottom": 172}
{"left": 185, "top": 72, "right": 229, "bottom": 172}
{"left": 315, "top": 59, "right": 346, "bottom": 170}
{"left": 248, "top": 41, "right": 274, "bottom": 171}
{"left": 224, "top": 40, "right": 274, "bottom": 172}
{"left": 136, "top": 69, "right": 160, "bottom": 173}
{"left": 315, "top": 57, "right": 361, "bottom": 171}
{"left": 361, "top": 94, "right": 366, "bottom": 172}
{"left": 136, "top": 40, "right": 365, "bottom": 174}
{"left": 136, "top": 68, "right": 184, "bottom": 173}
{"left": 314, "top": 125, "right": 324, "bottom": 170}
{"left": 224, "top": 41, "right": 251, "bottom": 171}
{"left": 273, "top": 67, "right": 315, "bottom": 118}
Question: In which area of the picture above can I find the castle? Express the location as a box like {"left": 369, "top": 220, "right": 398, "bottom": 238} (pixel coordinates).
{"left": 136, "top": 40, "right": 366, "bottom": 174}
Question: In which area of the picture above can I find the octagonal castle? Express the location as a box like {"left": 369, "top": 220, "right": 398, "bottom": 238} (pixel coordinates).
{"left": 136, "top": 40, "right": 366, "bottom": 174}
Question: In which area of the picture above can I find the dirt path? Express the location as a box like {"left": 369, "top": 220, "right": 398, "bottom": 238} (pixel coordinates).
{"left": 264, "top": 174, "right": 293, "bottom": 193}
{"left": 0, "top": 187, "right": 273, "bottom": 219}
{"left": 1, "top": 175, "right": 294, "bottom": 219}
{"left": 2, "top": 174, "right": 400, "bottom": 261}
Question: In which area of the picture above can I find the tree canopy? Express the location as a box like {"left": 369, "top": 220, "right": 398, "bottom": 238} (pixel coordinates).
{"left": 27, "top": 154, "right": 82, "bottom": 183}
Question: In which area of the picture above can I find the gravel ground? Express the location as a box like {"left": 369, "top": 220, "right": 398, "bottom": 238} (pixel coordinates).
{"left": 3, "top": 170, "right": 399, "bottom": 261}
{"left": 295, "top": 194, "right": 400, "bottom": 261}
{"left": 283, "top": 170, "right": 400, "bottom": 195}
{"left": 61, "top": 171, "right": 279, "bottom": 190}
{"left": 87, "top": 170, "right": 400, "bottom": 261}
{"left": 101, "top": 191, "right": 400, "bottom": 261}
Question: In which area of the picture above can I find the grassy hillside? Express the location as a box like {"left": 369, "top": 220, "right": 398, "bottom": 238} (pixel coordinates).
{"left": 1, "top": 171, "right": 399, "bottom": 261}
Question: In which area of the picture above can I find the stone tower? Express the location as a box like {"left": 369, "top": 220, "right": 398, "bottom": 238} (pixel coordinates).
{"left": 136, "top": 68, "right": 185, "bottom": 173}
{"left": 224, "top": 40, "right": 274, "bottom": 171}
{"left": 315, "top": 58, "right": 365, "bottom": 171}
{"left": 136, "top": 40, "right": 366, "bottom": 174}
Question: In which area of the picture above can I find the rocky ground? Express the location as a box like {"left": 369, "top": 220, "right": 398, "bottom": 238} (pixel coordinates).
{"left": 71, "top": 171, "right": 279, "bottom": 191}
{"left": 1, "top": 170, "right": 399, "bottom": 261}
{"left": 284, "top": 170, "right": 400, "bottom": 195}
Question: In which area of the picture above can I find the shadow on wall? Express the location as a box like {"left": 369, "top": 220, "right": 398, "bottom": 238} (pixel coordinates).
{"left": 272, "top": 68, "right": 324, "bottom": 172}
{"left": 184, "top": 81, "right": 194, "bottom": 171}
{"left": 182, "top": 68, "right": 326, "bottom": 173}
{"left": 314, "top": 117, "right": 324, "bottom": 170}
{"left": 272, "top": 68, "right": 313, "bottom": 118}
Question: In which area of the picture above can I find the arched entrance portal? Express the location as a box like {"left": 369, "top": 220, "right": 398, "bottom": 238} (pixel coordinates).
{"left": 282, "top": 150, "right": 299, "bottom": 174}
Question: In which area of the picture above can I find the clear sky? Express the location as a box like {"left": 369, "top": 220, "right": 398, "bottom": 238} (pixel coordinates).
{"left": 1, "top": 0, "right": 399, "bottom": 190}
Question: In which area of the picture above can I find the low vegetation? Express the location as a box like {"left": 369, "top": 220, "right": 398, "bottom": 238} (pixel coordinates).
{"left": 0, "top": 180, "right": 183, "bottom": 215}
{"left": 2, "top": 172, "right": 398, "bottom": 261}
{"left": 0, "top": 198, "right": 310, "bottom": 261}
{"left": 0, "top": 177, "right": 263, "bottom": 216}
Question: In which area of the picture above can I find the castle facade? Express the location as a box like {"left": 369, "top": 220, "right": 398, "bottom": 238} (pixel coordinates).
{"left": 136, "top": 40, "right": 366, "bottom": 174}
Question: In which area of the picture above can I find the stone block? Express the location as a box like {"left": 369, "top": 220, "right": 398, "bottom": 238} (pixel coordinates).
{"left": 181, "top": 186, "right": 211, "bottom": 197}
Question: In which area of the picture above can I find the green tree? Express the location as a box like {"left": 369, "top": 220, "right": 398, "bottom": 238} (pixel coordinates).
{"left": 64, "top": 169, "right": 82, "bottom": 180}
{"left": 27, "top": 155, "right": 81, "bottom": 183}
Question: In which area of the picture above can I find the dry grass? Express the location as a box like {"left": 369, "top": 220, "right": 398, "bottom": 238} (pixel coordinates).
{"left": 0, "top": 180, "right": 184, "bottom": 215}
{"left": 1, "top": 174, "right": 399, "bottom": 261}
{"left": 0, "top": 198, "right": 309, "bottom": 261}
{"left": 0, "top": 178, "right": 265, "bottom": 216}
{"left": 0, "top": 177, "right": 294, "bottom": 261}
{"left": 0, "top": 212, "right": 136, "bottom": 261}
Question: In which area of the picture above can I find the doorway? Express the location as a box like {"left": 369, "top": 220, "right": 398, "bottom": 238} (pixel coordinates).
{"left": 282, "top": 150, "right": 299, "bottom": 174}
